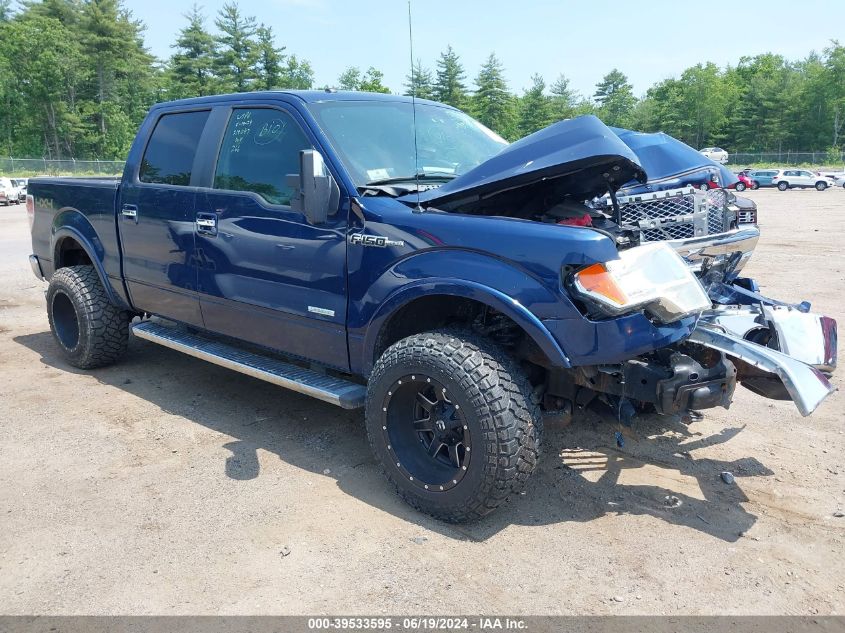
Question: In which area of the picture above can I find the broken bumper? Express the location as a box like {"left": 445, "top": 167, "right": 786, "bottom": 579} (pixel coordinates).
{"left": 689, "top": 323, "right": 835, "bottom": 416}
{"left": 700, "top": 304, "right": 837, "bottom": 373}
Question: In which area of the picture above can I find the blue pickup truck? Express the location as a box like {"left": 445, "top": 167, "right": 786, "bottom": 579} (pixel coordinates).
{"left": 27, "top": 91, "right": 837, "bottom": 522}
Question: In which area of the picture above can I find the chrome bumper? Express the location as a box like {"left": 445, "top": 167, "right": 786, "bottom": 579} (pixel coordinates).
{"left": 689, "top": 324, "right": 835, "bottom": 416}
{"left": 669, "top": 226, "right": 760, "bottom": 273}
{"left": 700, "top": 304, "right": 837, "bottom": 372}
{"left": 29, "top": 254, "right": 44, "bottom": 280}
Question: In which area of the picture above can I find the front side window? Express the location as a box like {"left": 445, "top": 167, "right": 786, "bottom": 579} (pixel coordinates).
{"left": 140, "top": 110, "right": 210, "bottom": 185}
{"left": 213, "top": 108, "right": 312, "bottom": 206}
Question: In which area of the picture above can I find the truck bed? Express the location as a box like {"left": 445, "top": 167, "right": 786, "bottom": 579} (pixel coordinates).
{"left": 29, "top": 176, "right": 122, "bottom": 287}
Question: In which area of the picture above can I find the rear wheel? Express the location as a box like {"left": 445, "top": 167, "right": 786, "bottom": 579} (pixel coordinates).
{"left": 815, "top": 181, "right": 827, "bottom": 191}
{"left": 47, "top": 265, "right": 131, "bottom": 369}
{"left": 777, "top": 181, "right": 789, "bottom": 191}
{"left": 751, "top": 181, "right": 760, "bottom": 190}
{"left": 365, "top": 330, "right": 540, "bottom": 522}
{"left": 699, "top": 183, "right": 709, "bottom": 191}
{"left": 735, "top": 182, "right": 746, "bottom": 191}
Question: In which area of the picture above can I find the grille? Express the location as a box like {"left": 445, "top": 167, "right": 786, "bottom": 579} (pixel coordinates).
{"left": 612, "top": 187, "right": 728, "bottom": 243}
{"left": 705, "top": 189, "right": 727, "bottom": 234}
{"left": 617, "top": 189, "right": 697, "bottom": 242}
{"left": 619, "top": 192, "right": 694, "bottom": 225}
{"left": 641, "top": 224, "right": 694, "bottom": 242}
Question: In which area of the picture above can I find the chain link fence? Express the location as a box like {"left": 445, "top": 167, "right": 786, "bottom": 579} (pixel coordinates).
{"left": 728, "top": 151, "right": 845, "bottom": 167}
{"left": 3, "top": 153, "right": 843, "bottom": 175}
{"left": 0, "top": 157, "right": 126, "bottom": 176}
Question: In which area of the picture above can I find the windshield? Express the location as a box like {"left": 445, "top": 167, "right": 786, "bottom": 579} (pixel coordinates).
{"left": 307, "top": 101, "right": 507, "bottom": 187}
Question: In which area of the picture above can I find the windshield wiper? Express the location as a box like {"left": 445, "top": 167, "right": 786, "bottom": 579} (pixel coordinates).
{"left": 365, "top": 172, "right": 457, "bottom": 186}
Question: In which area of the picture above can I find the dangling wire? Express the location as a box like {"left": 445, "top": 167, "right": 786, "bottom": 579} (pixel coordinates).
{"left": 408, "top": 0, "right": 422, "bottom": 211}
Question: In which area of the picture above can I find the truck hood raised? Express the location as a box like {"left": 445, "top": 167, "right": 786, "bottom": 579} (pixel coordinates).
{"left": 610, "top": 127, "right": 739, "bottom": 193}
{"left": 399, "top": 115, "right": 647, "bottom": 211}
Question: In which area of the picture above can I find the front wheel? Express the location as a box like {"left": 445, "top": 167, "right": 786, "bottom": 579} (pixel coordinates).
{"left": 815, "top": 181, "right": 827, "bottom": 191}
{"left": 365, "top": 330, "right": 541, "bottom": 522}
{"left": 777, "top": 182, "right": 789, "bottom": 191}
{"left": 751, "top": 181, "right": 760, "bottom": 190}
{"left": 699, "top": 183, "right": 709, "bottom": 191}
{"left": 47, "top": 265, "right": 131, "bottom": 369}
{"left": 735, "top": 182, "right": 746, "bottom": 191}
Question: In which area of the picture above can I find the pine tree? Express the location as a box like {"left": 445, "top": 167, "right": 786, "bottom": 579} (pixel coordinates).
{"left": 255, "top": 24, "right": 285, "bottom": 90}
{"left": 404, "top": 59, "right": 434, "bottom": 99}
{"left": 80, "top": 0, "right": 156, "bottom": 157}
{"left": 169, "top": 5, "right": 217, "bottom": 98}
{"left": 471, "top": 53, "right": 513, "bottom": 137}
{"left": 549, "top": 73, "right": 577, "bottom": 121}
{"left": 517, "top": 74, "right": 550, "bottom": 137}
{"left": 214, "top": 1, "right": 258, "bottom": 92}
{"left": 593, "top": 68, "right": 637, "bottom": 127}
{"left": 434, "top": 45, "right": 467, "bottom": 108}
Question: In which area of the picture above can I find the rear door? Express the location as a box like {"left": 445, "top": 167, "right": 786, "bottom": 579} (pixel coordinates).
{"left": 118, "top": 109, "right": 210, "bottom": 326}
{"left": 193, "top": 104, "right": 350, "bottom": 370}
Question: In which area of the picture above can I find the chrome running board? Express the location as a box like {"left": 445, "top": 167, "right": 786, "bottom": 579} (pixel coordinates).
{"left": 131, "top": 320, "right": 365, "bottom": 409}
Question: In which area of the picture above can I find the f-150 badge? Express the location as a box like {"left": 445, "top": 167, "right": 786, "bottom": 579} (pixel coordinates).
{"left": 348, "top": 233, "right": 405, "bottom": 248}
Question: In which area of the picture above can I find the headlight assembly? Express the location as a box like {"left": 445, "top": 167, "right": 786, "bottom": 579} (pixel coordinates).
{"left": 570, "top": 242, "right": 711, "bottom": 323}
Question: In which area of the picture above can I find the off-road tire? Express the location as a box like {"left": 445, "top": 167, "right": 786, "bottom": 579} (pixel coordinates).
{"left": 47, "top": 265, "right": 130, "bottom": 369}
{"left": 365, "top": 330, "right": 541, "bottom": 523}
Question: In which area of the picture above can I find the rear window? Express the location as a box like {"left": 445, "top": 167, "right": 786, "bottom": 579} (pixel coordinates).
{"left": 140, "top": 110, "right": 210, "bottom": 186}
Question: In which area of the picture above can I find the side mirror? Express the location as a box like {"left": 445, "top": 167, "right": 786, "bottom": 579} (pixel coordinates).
{"left": 287, "top": 150, "right": 340, "bottom": 225}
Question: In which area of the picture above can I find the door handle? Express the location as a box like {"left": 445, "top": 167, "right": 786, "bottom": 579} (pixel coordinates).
{"left": 196, "top": 213, "right": 218, "bottom": 236}
{"left": 121, "top": 204, "right": 138, "bottom": 222}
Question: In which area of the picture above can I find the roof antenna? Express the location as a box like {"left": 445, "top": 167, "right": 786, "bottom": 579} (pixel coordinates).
{"left": 408, "top": 0, "right": 422, "bottom": 212}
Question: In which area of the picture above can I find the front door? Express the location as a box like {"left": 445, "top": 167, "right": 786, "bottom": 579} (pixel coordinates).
{"left": 194, "top": 106, "right": 349, "bottom": 370}
{"left": 118, "top": 109, "right": 210, "bottom": 326}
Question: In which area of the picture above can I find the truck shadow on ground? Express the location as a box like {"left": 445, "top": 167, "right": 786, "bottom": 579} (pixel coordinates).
{"left": 16, "top": 331, "right": 770, "bottom": 543}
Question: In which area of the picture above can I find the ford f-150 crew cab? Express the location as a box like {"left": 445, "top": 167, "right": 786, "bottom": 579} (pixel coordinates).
{"left": 27, "top": 91, "right": 837, "bottom": 522}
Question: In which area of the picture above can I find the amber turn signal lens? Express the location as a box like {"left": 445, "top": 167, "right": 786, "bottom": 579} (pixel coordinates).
{"left": 574, "top": 263, "right": 628, "bottom": 306}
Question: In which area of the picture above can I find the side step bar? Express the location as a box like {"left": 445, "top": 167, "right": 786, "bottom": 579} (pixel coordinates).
{"left": 131, "top": 321, "right": 366, "bottom": 409}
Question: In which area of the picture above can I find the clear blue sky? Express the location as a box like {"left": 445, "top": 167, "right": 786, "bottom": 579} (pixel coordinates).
{"left": 130, "top": 0, "right": 842, "bottom": 97}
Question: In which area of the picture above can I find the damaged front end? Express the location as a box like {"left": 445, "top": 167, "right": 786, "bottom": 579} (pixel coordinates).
{"left": 398, "top": 115, "right": 836, "bottom": 420}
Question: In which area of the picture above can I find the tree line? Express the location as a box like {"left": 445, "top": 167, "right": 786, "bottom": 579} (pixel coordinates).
{"left": 0, "top": 0, "right": 843, "bottom": 160}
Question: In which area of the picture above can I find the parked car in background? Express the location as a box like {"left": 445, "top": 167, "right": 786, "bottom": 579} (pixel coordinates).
{"left": 12, "top": 178, "right": 27, "bottom": 202}
{"left": 771, "top": 169, "right": 829, "bottom": 191}
{"left": 831, "top": 173, "right": 845, "bottom": 188}
{"left": 729, "top": 172, "right": 752, "bottom": 191}
{"left": 699, "top": 147, "right": 728, "bottom": 164}
{"left": 747, "top": 169, "right": 779, "bottom": 189}
{"left": 0, "top": 177, "right": 19, "bottom": 205}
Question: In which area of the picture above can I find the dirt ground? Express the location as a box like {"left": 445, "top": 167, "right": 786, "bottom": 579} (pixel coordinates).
{"left": 0, "top": 189, "right": 843, "bottom": 615}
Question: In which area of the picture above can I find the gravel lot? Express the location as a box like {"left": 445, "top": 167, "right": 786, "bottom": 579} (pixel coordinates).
{"left": 0, "top": 188, "right": 843, "bottom": 615}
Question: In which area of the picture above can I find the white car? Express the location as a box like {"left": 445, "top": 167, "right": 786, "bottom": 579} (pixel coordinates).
{"left": 0, "top": 177, "right": 18, "bottom": 205}
{"left": 11, "top": 178, "right": 27, "bottom": 202}
{"left": 699, "top": 147, "right": 728, "bottom": 164}
{"left": 830, "top": 172, "right": 845, "bottom": 188}
{"left": 770, "top": 169, "right": 830, "bottom": 191}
